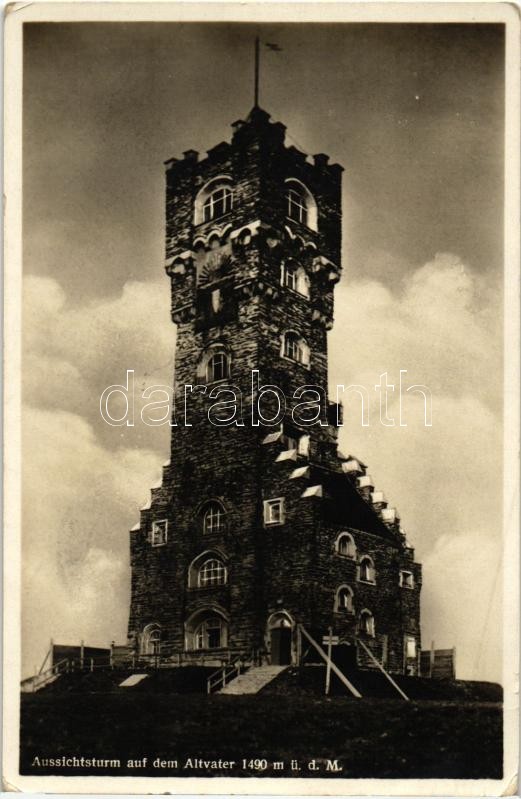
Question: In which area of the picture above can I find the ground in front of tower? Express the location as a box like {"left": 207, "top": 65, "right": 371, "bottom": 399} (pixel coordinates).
{"left": 20, "top": 684, "right": 502, "bottom": 779}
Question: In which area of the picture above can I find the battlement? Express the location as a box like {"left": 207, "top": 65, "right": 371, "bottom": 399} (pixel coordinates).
{"left": 164, "top": 106, "right": 343, "bottom": 266}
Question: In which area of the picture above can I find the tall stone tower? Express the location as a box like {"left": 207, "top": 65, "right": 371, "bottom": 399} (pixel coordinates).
{"left": 128, "top": 107, "right": 422, "bottom": 674}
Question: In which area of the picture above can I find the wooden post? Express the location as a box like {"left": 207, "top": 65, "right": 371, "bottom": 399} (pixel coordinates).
{"left": 80, "top": 639, "right": 84, "bottom": 669}
{"left": 382, "top": 634, "right": 388, "bottom": 668}
{"left": 90, "top": 657, "right": 94, "bottom": 672}
{"left": 430, "top": 640, "right": 435, "bottom": 678}
{"left": 357, "top": 637, "right": 409, "bottom": 700}
{"left": 299, "top": 625, "right": 361, "bottom": 698}
{"left": 296, "top": 625, "right": 302, "bottom": 665}
{"left": 50, "top": 638, "right": 54, "bottom": 667}
{"left": 325, "top": 627, "right": 333, "bottom": 696}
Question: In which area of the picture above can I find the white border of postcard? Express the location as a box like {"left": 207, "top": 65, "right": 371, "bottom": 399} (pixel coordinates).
{"left": 3, "top": 2, "right": 520, "bottom": 795}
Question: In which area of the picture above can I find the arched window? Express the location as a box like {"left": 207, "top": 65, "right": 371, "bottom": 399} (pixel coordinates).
{"left": 285, "top": 179, "right": 318, "bottom": 231}
{"left": 359, "top": 556, "right": 376, "bottom": 584}
{"left": 198, "top": 558, "right": 227, "bottom": 587}
{"left": 206, "top": 351, "right": 230, "bottom": 383}
{"left": 194, "top": 616, "right": 226, "bottom": 649}
{"left": 359, "top": 609, "right": 375, "bottom": 637}
{"left": 198, "top": 346, "right": 231, "bottom": 384}
{"left": 286, "top": 183, "right": 308, "bottom": 225}
{"left": 194, "top": 177, "right": 233, "bottom": 225}
{"left": 141, "top": 623, "right": 161, "bottom": 655}
{"left": 188, "top": 548, "right": 228, "bottom": 588}
{"left": 203, "top": 501, "right": 226, "bottom": 535}
{"left": 335, "top": 532, "right": 356, "bottom": 559}
{"left": 204, "top": 186, "right": 233, "bottom": 223}
{"left": 185, "top": 607, "right": 229, "bottom": 651}
{"left": 282, "top": 261, "right": 310, "bottom": 298}
{"left": 282, "top": 332, "right": 310, "bottom": 366}
{"left": 334, "top": 585, "right": 354, "bottom": 614}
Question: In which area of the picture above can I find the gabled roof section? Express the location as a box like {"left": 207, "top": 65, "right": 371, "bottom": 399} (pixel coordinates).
{"left": 310, "top": 465, "right": 400, "bottom": 543}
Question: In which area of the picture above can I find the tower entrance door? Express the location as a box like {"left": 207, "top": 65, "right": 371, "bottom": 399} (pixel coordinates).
{"left": 270, "top": 627, "right": 292, "bottom": 665}
{"left": 267, "top": 612, "right": 294, "bottom": 665}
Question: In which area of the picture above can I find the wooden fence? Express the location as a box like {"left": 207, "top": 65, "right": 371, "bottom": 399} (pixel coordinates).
{"left": 420, "top": 645, "right": 456, "bottom": 679}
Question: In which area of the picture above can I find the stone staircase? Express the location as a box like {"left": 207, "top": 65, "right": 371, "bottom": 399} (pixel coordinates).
{"left": 219, "top": 665, "right": 287, "bottom": 695}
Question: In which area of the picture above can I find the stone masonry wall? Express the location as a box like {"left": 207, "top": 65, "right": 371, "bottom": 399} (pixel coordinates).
{"left": 128, "top": 106, "right": 422, "bottom": 674}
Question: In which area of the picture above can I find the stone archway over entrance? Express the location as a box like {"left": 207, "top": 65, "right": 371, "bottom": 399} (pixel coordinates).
{"left": 267, "top": 611, "right": 294, "bottom": 665}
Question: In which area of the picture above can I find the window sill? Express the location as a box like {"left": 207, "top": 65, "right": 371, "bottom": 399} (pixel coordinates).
{"left": 280, "top": 354, "right": 311, "bottom": 370}
{"left": 195, "top": 211, "right": 234, "bottom": 228}
{"left": 281, "top": 285, "right": 310, "bottom": 301}
{"left": 264, "top": 521, "right": 284, "bottom": 528}
{"left": 357, "top": 579, "right": 376, "bottom": 586}
{"left": 335, "top": 553, "right": 356, "bottom": 560}
{"left": 285, "top": 216, "right": 317, "bottom": 234}
{"left": 203, "top": 377, "right": 232, "bottom": 388}
{"left": 188, "top": 584, "right": 228, "bottom": 591}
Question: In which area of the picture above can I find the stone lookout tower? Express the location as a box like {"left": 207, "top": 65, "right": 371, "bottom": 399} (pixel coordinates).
{"left": 127, "top": 106, "right": 422, "bottom": 674}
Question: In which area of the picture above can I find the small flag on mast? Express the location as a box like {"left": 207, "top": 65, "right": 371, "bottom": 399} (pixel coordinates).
{"left": 254, "top": 38, "right": 283, "bottom": 107}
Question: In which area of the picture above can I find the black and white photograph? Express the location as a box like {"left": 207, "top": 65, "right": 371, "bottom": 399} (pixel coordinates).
{"left": 3, "top": 2, "right": 519, "bottom": 794}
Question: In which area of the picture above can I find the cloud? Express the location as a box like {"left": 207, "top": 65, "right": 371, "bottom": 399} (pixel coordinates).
{"left": 21, "top": 275, "right": 177, "bottom": 676}
{"left": 331, "top": 252, "right": 501, "bottom": 410}
{"left": 23, "top": 274, "right": 175, "bottom": 453}
{"left": 22, "top": 407, "right": 162, "bottom": 678}
{"left": 331, "top": 252, "right": 502, "bottom": 681}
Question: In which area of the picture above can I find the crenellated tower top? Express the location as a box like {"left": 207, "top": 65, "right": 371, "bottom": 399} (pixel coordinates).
{"left": 164, "top": 106, "right": 343, "bottom": 340}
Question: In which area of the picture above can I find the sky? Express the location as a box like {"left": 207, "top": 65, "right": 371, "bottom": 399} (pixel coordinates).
{"left": 22, "top": 22, "right": 504, "bottom": 681}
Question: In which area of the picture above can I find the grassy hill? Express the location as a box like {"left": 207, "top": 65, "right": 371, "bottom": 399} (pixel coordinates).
{"left": 20, "top": 668, "right": 502, "bottom": 779}
{"left": 262, "top": 664, "right": 503, "bottom": 701}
